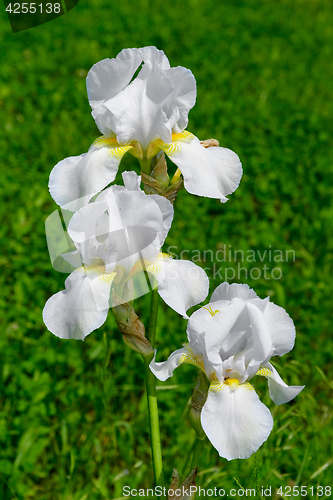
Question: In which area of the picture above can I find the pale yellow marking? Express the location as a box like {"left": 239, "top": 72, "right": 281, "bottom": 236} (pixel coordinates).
{"left": 209, "top": 379, "right": 224, "bottom": 392}
{"left": 79, "top": 263, "right": 116, "bottom": 286}
{"left": 179, "top": 353, "right": 205, "bottom": 371}
{"left": 99, "top": 272, "right": 117, "bottom": 284}
{"left": 256, "top": 367, "right": 272, "bottom": 378}
{"left": 210, "top": 378, "right": 254, "bottom": 393}
{"left": 145, "top": 253, "right": 173, "bottom": 277}
{"left": 108, "top": 144, "right": 133, "bottom": 159}
{"left": 241, "top": 382, "right": 255, "bottom": 391}
{"left": 200, "top": 304, "right": 220, "bottom": 317}
{"left": 171, "top": 130, "right": 195, "bottom": 142}
{"left": 93, "top": 136, "right": 118, "bottom": 148}
{"left": 179, "top": 344, "right": 205, "bottom": 371}
{"left": 159, "top": 252, "right": 172, "bottom": 260}
{"left": 92, "top": 135, "right": 133, "bottom": 159}
{"left": 150, "top": 130, "right": 195, "bottom": 157}
{"left": 160, "top": 141, "right": 181, "bottom": 156}
{"left": 82, "top": 264, "right": 105, "bottom": 274}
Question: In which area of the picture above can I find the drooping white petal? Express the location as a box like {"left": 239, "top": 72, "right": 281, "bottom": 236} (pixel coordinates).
{"left": 211, "top": 282, "right": 258, "bottom": 303}
{"left": 257, "top": 363, "right": 305, "bottom": 405}
{"left": 160, "top": 132, "right": 242, "bottom": 201}
{"left": 201, "top": 381, "right": 273, "bottom": 460}
{"left": 43, "top": 266, "right": 116, "bottom": 340}
{"left": 49, "top": 139, "right": 132, "bottom": 211}
{"left": 263, "top": 302, "right": 296, "bottom": 357}
{"left": 149, "top": 347, "right": 189, "bottom": 382}
{"left": 146, "top": 257, "right": 209, "bottom": 317}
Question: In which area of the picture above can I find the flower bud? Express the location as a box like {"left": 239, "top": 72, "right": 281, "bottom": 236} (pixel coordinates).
{"left": 111, "top": 294, "right": 154, "bottom": 357}
{"left": 151, "top": 152, "right": 170, "bottom": 188}
{"left": 168, "top": 468, "right": 197, "bottom": 500}
{"left": 141, "top": 152, "right": 183, "bottom": 203}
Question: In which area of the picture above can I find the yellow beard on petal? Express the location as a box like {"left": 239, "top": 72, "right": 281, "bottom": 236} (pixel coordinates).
{"left": 179, "top": 345, "right": 205, "bottom": 371}
{"left": 79, "top": 262, "right": 117, "bottom": 285}
{"left": 92, "top": 136, "right": 137, "bottom": 159}
{"left": 210, "top": 378, "right": 255, "bottom": 393}
{"left": 98, "top": 272, "right": 117, "bottom": 284}
{"left": 145, "top": 253, "right": 173, "bottom": 277}
{"left": 256, "top": 367, "right": 272, "bottom": 377}
{"left": 147, "top": 130, "right": 195, "bottom": 159}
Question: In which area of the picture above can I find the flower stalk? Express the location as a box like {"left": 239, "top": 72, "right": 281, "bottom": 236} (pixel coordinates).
{"left": 143, "top": 288, "right": 165, "bottom": 488}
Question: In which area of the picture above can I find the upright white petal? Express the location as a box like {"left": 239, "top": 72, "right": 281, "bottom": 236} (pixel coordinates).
{"left": 87, "top": 48, "right": 142, "bottom": 105}
{"left": 146, "top": 256, "right": 209, "bottom": 317}
{"left": 211, "top": 282, "right": 258, "bottom": 303}
{"left": 158, "top": 66, "right": 196, "bottom": 132}
{"left": 43, "top": 266, "right": 116, "bottom": 340}
{"left": 263, "top": 302, "right": 296, "bottom": 357}
{"left": 105, "top": 76, "right": 173, "bottom": 148}
{"left": 67, "top": 201, "right": 108, "bottom": 243}
{"left": 87, "top": 48, "right": 143, "bottom": 135}
{"left": 122, "top": 171, "right": 142, "bottom": 191}
{"left": 201, "top": 382, "right": 273, "bottom": 460}
{"left": 89, "top": 47, "right": 195, "bottom": 149}
{"left": 149, "top": 194, "right": 174, "bottom": 243}
{"left": 258, "top": 363, "right": 305, "bottom": 405}
{"left": 246, "top": 302, "right": 273, "bottom": 366}
{"left": 188, "top": 300, "right": 246, "bottom": 373}
{"left": 49, "top": 139, "right": 132, "bottom": 210}
{"left": 138, "top": 46, "right": 170, "bottom": 69}
{"left": 104, "top": 189, "right": 166, "bottom": 252}
{"left": 160, "top": 132, "right": 242, "bottom": 202}
{"left": 112, "top": 172, "right": 174, "bottom": 242}
{"left": 96, "top": 189, "right": 165, "bottom": 273}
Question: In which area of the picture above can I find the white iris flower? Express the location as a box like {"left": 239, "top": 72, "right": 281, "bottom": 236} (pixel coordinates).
{"left": 43, "top": 172, "right": 209, "bottom": 340}
{"left": 49, "top": 46, "right": 242, "bottom": 211}
{"left": 150, "top": 282, "right": 304, "bottom": 460}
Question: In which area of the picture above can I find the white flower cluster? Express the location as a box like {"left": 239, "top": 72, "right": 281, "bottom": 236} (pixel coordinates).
{"left": 43, "top": 47, "right": 303, "bottom": 461}
{"left": 151, "top": 282, "right": 304, "bottom": 460}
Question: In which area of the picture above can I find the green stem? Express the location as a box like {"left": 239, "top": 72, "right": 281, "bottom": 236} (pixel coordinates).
{"left": 143, "top": 289, "right": 165, "bottom": 488}
{"left": 139, "top": 158, "right": 152, "bottom": 175}
{"left": 190, "top": 437, "right": 204, "bottom": 472}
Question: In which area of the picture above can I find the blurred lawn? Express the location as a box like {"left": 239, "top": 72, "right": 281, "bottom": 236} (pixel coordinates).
{"left": 1, "top": 0, "right": 333, "bottom": 498}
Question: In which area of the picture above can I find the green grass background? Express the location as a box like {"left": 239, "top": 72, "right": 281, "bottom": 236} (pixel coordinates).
{"left": 1, "top": 0, "right": 333, "bottom": 498}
